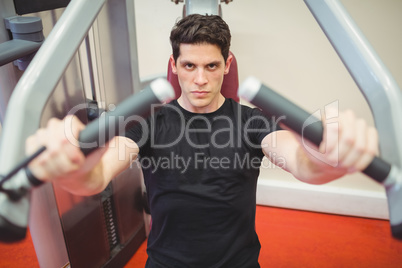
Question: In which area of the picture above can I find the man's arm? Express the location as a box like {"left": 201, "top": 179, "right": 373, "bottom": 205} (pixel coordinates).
{"left": 26, "top": 115, "right": 139, "bottom": 196}
{"left": 261, "top": 110, "right": 379, "bottom": 184}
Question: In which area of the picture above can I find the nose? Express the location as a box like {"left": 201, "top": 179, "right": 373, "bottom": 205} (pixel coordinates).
{"left": 194, "top": 68, "right": 208, "bottom": 85}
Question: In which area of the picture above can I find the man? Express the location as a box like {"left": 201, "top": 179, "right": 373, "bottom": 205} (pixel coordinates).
{"left": 26, "top": 14, "right": 378, "bottom": 267}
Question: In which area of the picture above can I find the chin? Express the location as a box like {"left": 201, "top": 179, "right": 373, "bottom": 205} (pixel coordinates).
{"left": 190, "top": 98, "right": 212, "bottom": 108}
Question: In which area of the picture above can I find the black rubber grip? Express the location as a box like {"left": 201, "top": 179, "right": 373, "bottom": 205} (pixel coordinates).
{"left": 250, "top": 83, "right": 391, "bottom": 184}
{"left": 78, "top": 86, "right": 161, "bottom": 156}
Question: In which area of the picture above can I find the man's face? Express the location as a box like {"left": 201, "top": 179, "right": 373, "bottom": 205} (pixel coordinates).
{"left": 170, "top": 43, "right": 232, "bottom": 113}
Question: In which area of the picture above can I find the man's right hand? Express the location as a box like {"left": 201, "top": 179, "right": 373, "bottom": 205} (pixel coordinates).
{"left": 25, "top": 115, "right": 106, "bottom": 183}
{"left": 25, "top": 115, "right": 138, "bottom": 196}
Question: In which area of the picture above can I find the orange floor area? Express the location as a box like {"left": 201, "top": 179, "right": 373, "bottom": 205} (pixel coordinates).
{"left": 1, "top": 205, "right": 402, "bottom": 267}
{"left": 126, "top": 205, "right": 402, "bottom": 267}
{"left": 254, "top": 206, "right": 402, "bottom": 267}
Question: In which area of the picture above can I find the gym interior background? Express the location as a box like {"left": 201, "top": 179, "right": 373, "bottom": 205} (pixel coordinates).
{"left": 0, "top": 0, "right": 401, "bottom": 266}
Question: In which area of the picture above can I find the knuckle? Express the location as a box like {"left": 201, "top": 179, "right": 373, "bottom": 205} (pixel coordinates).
{"left": 345, "top": 109, "right": 355, "bottom": 117}
{"left": 71, "top": 154, "right": 84, "bottom": 165}
{"left": 326, "top": 154, "right": 339, "bottom": 164}
{"left": 354, "top": 142, "right": 365, "bottom": 153}
{"left": 46, "top": 146, "right": 59, "bottom": 157}
{"left": 58, "top": 163, "right": 71, "bottom": 174}
{"left": 365, "top": 145, "right": 378, "bottom": 156}
{"left": 353, "top": 162, "right": 365, "bottom": 172}
{"left": 354, "top": 143, "right": 365, "bottom": 154}
{"left": 357, "top": 118, "right": 367, "bottom": 128}
{"left": 36, "top": 128, "right": 46, "bottom": 136}
{"left": 47, "top": 118, "right": 60, "bottom": 127}
{"left": 67, "top": 114, "right": 83, "bottom": 128}
{"left": 60, "top": 134, "right": 71, "bottom": 145}
{"left": 342, "top": 134, "right": 355, "bottom": 147}
{"left": 25, "top": 135, "right": 34, "bottom": 146}
{"left": 36, "top": 154, "right": 48, "bottom": 166}
{"left": 70, "top": 114, "right": 80, "bottom": 122}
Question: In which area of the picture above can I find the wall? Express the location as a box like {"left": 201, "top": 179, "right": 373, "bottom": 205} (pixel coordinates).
{"left": 133, "top": 0, "right": 402, "bottom": 219}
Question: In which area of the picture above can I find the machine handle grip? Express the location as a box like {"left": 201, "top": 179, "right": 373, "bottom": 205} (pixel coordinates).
{"left": 238, "top": 76, "right": 391, "bottom": 184}
{"left": 0, "top": 79, "right": 174, "bottom": 242}
{"left": 78, "top": 78, "right": 174, "bottom": 156}
{"left": 21, "top": 78, "right": 173, "bottom": 185}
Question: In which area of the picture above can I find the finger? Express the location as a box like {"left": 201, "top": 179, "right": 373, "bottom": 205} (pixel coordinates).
{"left": 30, "top": 140, "right": 85, "bottom": 181}
{"left": 47, "top": 116, "right": 84, "bottom": 156}
{"left": 320, "top": 120, "right": 341, "bottom": 166}
{"left": 51, "top": 148, "right": 84, "bottom": 175}
{"left": 319, "top": 107, "right": 337, "bottom": 153}
{"left": 338, "top": 110, "right": 357, "bottom": 153}
{"left": 38, "top": 156, "right": 62, "bottom": 178}
{"left": 54, "top": 116, "right": 86, "bottom": 164}
{"left": 27, "top": 117, "right": 85, "bottom": 181}
{"left": 340, "top": 118, "right": 367, "bottom": 168}
{"left": 25, "top": 128, "right": 46, "bottom": 156}
{"left": 48, "top": 117, "right": 86, "bottom": 174}
{"left": 351, "top": 126, "right": 379, "bottom": 172}
{"left": 325, "top": 110, "right": 358, "bottom": 165}
{"left": 321, "top": 107, "right": 342, "bottom": 166}
{"left": 63, "top": 115, "right": 85, "bottom": 148}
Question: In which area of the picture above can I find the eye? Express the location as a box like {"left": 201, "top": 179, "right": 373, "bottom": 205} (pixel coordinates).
{"left": 207, "top": 64, "right": 217, "bottom": 70}
{"left": 184, "top": 63, "right": 194, "bottom": 69}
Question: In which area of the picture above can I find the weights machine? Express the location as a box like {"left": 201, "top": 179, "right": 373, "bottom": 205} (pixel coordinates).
{"left": 0, "top": 0, "right": 401, "bottom": 267}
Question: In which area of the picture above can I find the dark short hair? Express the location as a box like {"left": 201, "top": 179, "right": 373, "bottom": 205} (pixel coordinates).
{"left": 170, "top": 14, "right": 231, "bottom": 63}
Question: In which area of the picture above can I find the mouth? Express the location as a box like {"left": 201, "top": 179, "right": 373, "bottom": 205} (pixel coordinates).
{"left": 191, "top": 91, "right": 209, "bottom": 97}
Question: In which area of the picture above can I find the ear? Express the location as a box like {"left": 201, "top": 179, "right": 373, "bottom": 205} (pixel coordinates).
{"left": 169, "top": 55, "right": 177, "bottom": 74}
{"left": 224, "top": 54, "right": 233, "bottom": 75}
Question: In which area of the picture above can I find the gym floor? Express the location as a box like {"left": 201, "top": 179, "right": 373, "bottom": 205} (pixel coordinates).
{"left": 1, "top": 205, "right": 402, "bottom": 267}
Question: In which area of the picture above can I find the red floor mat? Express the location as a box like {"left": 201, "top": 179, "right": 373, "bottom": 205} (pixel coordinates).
{"left": 1, "top": 206, "right": 401, "bottom": 267}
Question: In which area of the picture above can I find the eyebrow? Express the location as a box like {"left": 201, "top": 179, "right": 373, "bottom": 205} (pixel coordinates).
{"left": 178, "top": 60, "right": 192, "bottom": 66}
{"left": 206, "top": 61, "right": 222, "bottom": 67}
{"left": 179, "top": 60, "right": 222, "bottom": 67}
